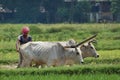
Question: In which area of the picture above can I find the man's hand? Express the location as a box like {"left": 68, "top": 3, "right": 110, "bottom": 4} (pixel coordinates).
{"left": 16, "top": 48, "right": 19, "bottom": 52}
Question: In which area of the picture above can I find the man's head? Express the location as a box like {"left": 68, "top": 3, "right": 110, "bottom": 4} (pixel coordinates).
{"left": 22, "top": 26, "right": 30, "bottom": 36}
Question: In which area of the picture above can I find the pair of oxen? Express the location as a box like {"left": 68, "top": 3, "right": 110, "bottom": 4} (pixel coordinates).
{"left": 18, "top": 34, "right": 99, "bottom": 68}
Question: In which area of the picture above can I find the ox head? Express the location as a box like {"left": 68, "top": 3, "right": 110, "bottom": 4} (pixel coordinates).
{"left": 64, "top": 34, "right": 98, "bottom": 63}
{"left": 64, "top": 45, "right": 84, "bottom": 64}
{"left": 64, "top": 46, "right": 84, "bottom": 64}
{"left": 61, "top": 39, "right": 84, "bottom": 64}
{"left": 80, "top": 40, "right": 99, "bottom": 58}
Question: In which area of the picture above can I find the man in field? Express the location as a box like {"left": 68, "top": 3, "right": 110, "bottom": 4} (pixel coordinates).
{"left": 16, "top": 26, "right": 32, "bottom": 67}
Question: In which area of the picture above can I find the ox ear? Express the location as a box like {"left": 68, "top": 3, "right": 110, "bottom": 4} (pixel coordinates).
{"left": 68, "top": 39, "right": 76, "bottom": 45}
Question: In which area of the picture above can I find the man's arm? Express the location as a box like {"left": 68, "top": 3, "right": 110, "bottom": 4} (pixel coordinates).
{"left": 16, "top": 40, "right": 20, "bottom": 52}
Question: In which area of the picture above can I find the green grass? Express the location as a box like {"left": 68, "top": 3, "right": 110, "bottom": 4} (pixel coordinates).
{"left": 0, "top": 74, "right": 120, "bottom": 80}
{"left": 84, "top": 50, "right": 120, "bottom": 64}
{"left": 0, "top": 64, "right": 120, "bottom": 75}
{"left": 0, "top": 51, "right": 18, "bottom": 64}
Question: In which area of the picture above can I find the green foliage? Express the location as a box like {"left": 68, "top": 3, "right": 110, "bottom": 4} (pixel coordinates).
{"left": 111, "top": 0, "right": 120, "bottom": 14}
{"left": 14, "top": 0, "right": 41, "bottom": 23}
{"left": 56, "top": 7, "right": 69, "bottom": 22}
{"left": 0, "top": 0, "right": 92, "bottom": 23}
{"left": 111, "top": 0, "right": 120, "bottom": 22}
{"left": 73, "top": 1, "right": 91, "bottom": 23}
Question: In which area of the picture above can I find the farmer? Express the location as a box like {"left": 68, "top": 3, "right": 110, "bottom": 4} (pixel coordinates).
{"left": 16, "top": 26, "right": 32, "bottom": 67}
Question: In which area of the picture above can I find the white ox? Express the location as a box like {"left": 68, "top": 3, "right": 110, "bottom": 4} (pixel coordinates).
{"left": 59, "top": 40, "right": 99, "bottom": 58}
{"left": 18, "top": 40, "right": 83, "bottom": 68}
{"left": 80, "top": 41, "right": 99, "bottom": 58}
{"left": 64, "top": 40, "right": 99, "bottom": 65}
{"left": 28, "top": 39, "right": 99, "bottom": 67}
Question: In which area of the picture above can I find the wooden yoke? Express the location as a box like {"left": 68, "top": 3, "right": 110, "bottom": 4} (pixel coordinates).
{"left": 75, "top": 34, "right": 97, "bottom": 47}
{"left": 64, "top": 34, "right": 97, "bottom": 48}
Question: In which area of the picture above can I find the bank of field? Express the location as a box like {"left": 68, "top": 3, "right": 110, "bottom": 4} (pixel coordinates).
{"left": 0, "top": 23, "right": 120, "bottom": 79}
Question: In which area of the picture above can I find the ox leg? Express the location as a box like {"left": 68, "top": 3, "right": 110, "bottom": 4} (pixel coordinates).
{"left": 47, "top": 61, "right": 53, "bottom": 67}
{"left": 20, "top": 59, "right": 31, "bottom": 67}
{"left": 35, "top": 64, "right": 46, "bottom": 68}
{"left": 25, "top": 60, "right": 31, "bottom": 67}
{"left": 54, "top": 61, "right": 63, "bottom": 67}
{"left": 41, "top": 64, "right": 45, "bottom": 68}
{"left": 47, "top": 59, "right": 64, "bottom": 67}
{"left": 54, "top": 59, "right": 65, "bottom": 67}
{"left": 32, "top": 63, "right": 40, "bottom": 68}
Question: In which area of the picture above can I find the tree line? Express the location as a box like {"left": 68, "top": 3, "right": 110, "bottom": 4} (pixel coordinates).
{"left": 0, "top": 0, "right": 120, "bottom": 23}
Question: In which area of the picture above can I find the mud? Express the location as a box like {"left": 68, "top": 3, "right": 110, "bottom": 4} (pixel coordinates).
{"left": 0, "top": 64, "right": 17, "bottom": 69}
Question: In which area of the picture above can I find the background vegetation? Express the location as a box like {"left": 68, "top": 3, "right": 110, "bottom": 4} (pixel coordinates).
{"left": 0, "top": 23, "right": 120, "bottom": 80}
{"left": 0, "top": 0, "right": 120, "bottom": 23}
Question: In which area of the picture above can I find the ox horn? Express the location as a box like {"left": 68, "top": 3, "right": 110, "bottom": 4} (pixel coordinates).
{"left": 64, "top": 34, "right": 97, "bottom": 48}
{"left": 75, "top": 34, "right": 97, "bottom": 47}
